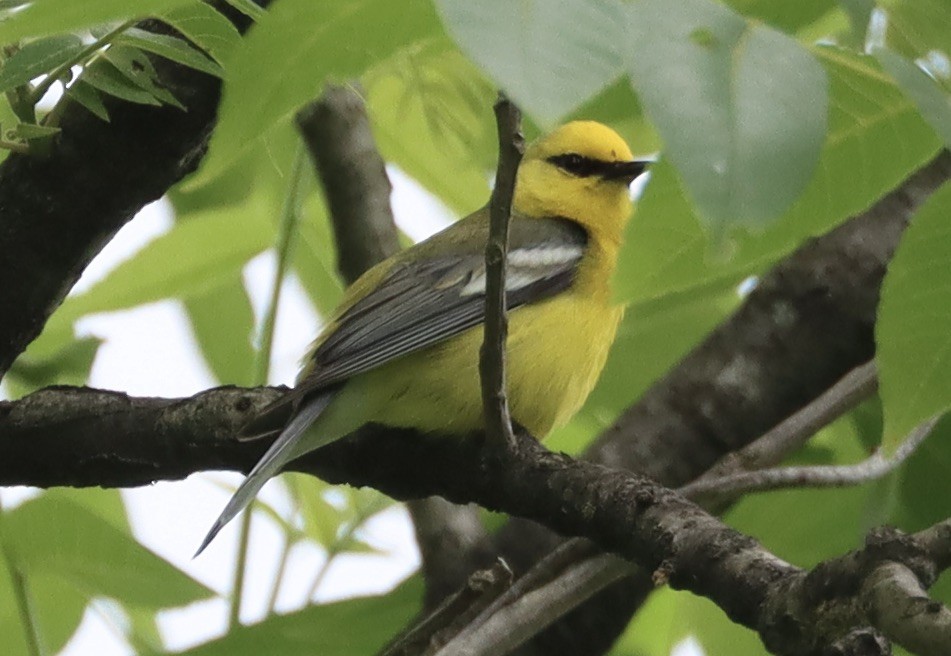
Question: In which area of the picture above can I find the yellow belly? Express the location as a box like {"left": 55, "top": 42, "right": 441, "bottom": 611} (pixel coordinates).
{"left": 352, "top": 289, "right": 623, "bottom": 439}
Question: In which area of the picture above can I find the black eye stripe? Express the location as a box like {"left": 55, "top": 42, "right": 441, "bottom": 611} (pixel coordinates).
{"left": 547, "top": 153, "right": 616, "bottom": 178}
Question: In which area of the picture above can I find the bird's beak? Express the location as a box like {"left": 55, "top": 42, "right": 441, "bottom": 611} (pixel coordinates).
{"left": 603, "top": 159, "right": 650, "bottom": 183}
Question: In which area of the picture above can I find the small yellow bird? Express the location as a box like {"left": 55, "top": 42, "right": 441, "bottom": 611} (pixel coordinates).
{"left": 197, "top": 121, "right": 646, "bottom": 554}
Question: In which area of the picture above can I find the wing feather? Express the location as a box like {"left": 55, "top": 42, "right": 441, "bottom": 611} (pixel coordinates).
{"left": 242, "top": 216, "right": 588, "bottom": 427}
{"left": 306, "top": 217, "right": 587, "bottom": 390}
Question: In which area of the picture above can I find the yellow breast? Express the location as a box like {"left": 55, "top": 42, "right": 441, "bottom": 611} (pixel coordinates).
{"left": 353, "top": 245, "right": 623, "bottom": 439}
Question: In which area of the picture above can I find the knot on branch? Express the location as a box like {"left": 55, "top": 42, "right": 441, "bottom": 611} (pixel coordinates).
{"left": 863, "top": 526, "right": 936, "bottom": 587}
{"left": 828, "top": 627, "right": 890, "bottom": 656}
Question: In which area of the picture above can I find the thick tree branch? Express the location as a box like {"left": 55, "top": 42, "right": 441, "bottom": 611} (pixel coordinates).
{"left": 418, "top": 358, "right": 889, "bottom": 654}
{"left": 0, "top": 5, "right": 257, "bottom": 378}
{"left": 2, "top": 386, "right": 950, "bottom": 654}
{"left": 494, "top": 150, "right": 951, "bottom": 656}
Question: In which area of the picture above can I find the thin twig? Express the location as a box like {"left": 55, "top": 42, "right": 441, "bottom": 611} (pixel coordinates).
{"left": 227, "top": 506, "right": 253, "bottom": 629}
{"left": 431, "top": 539, "right": 606, "bottom": 655}
{"left": 264, "top": 533, "right": 293, "bottom": 615}
{"left": 379, "top": 561, "right": 513, "bottom": 656}
{"left": 680, "top": 360, "right": 879, "bottom": 501}
{"left": 228, "top": 145, "right": 307, "bottom": 629}
{"left": 682, "top": 416, "right": 938, "bottom": 499}
{"left": 455, "top": 539, "right": 599, "bottom": 635}
{"left": 479, "top": 94, "right": 523, "bottom": 450}
{"left": 0, "top": 500, "right": 42, "bottom": 656}
{"left": 433, "top": 554, "right": 631, "bottom": 656}
{"left": 0, "top": 139, "right": 29, "bottom": 154}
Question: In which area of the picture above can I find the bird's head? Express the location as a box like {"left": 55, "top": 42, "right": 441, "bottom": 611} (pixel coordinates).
{"left": 515, "top": 121, "right": 647, "bottom": 245}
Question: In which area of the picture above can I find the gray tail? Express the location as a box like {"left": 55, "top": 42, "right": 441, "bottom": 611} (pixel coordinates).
{"left": 194, "top": 393, "right": 334, "bottom": 557}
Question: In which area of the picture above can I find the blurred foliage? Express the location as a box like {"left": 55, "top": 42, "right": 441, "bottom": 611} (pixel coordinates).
{"left": 1, "top": 0, "right": 951, "bottom": 654}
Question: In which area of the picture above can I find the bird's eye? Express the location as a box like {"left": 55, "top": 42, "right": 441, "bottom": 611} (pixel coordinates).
{"left": 548, "top": 153, "right": 599, "bottom": 177}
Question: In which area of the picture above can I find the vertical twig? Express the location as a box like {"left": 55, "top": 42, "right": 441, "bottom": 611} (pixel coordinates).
{"left": 480, "top": 94, "right": 524, "bottom": 451}
{"left": 0, "top": 500, "right": 43, "bottom": 656}
{"left": 228, "top": 145, "right": 307, "bottom": 629}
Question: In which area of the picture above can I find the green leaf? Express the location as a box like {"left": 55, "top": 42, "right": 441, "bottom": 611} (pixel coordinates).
{"left": 82, "top": 60, "right": 162, "bottom": 106}
{"left": 676, "top": 593, "right": 764, "bottom": 656}
{"left": 0, "top": 0, "right": 196, "bottom": 43}
{"left": 223, "top": 0, "right": 266, "bottom": 21}
{"left": 893, "top": 414, "right": 951, "bottom": 531}
{"left": 838, "top": 0, "right": 875, "bottom": 42}
{"left": 876, "top": 181, "right": 951, "bottom": 450}
{"left": 614, "top": 47, "right": 941, "bottom": 305}
{"left": 45, "top": 488, "right": 132, "bottom": 533}
{"left": 65, "top": 79, "right": 109, "bottom": 120}
{"left": 284, "top": 474, "right": 343, "bottom": 548}
{"left": 876, "top": 49, "right": 951, "bottom": 149}
{"left": 364, "top": 37, "right": 496, "bottom": 215}
{"left": 177, "top": 576, "right": 422, "bottom": 656}
{"left": 436, "top": 0, "right": 625, "bottom": 127}
{"left": 626, "top": 0, "right": 828, "bottom": 229}
{"left": 293, "top": 192, "right": 345, "bottom": 316}
{"left": 0, "top": 565, "right": 89, "bottom": 656}
{"left": 184, "top": 277, "right": 255, "bottom": 386}
{"left": 114, "top": 27, "right": 224, "bottom": 77}
{"left": 103, "top": 44, "right": 185, "bottom": 109}
{"left": 882, "top": 0, "right": 951, "bottom": 62}
{"left": 4, "top": 495, "right": 213, "bottom": 608}
{"left": 0, "top": 33, "right": 83, "bottom": 92}
{"left": 566, "top": 78, "right": 661, "bottom": 156}
{"left": 191, "top": 0, "right": 440, "bottom": 186}
{"left": 12, "top": 121, "right": 58, "bottom": 139}
{"left": 32, "top": 575, "right": 90, "bottom": 655}
{"left": 54, "top": 203, "right": 270, "bottom": 330}
{"left": 725, "top": 0, "right": 837, "bottom": 34}
{"left": 159, "top": 1, "right": 242, "bottom": 67}
{"left": 5, "top": 336, "right": 100, "bottom": 396}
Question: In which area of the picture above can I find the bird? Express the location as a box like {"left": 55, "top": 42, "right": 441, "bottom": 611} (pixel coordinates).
{"left": 196, "top": 120, "right": 647, "bottom": 556}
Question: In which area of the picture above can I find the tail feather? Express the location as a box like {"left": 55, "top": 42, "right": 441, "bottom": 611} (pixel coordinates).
{"left": 194, "top": 392, "right": 335, "bottom": 557}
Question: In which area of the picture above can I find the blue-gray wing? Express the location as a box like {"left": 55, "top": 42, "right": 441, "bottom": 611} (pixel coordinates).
{"left": 309, "top": 216, "right": 587, "bottom": 387}
{"left": 238, "top": 216, "right": 587, "bottom": 438}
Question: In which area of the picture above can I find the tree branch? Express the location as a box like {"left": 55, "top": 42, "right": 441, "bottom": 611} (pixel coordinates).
{"left": 3, "top": 386, "right": 951, "bottom": 654}
{"left": 492, "top": 150, "right": 951, "bottom": 656}
{"left": 0, "top": 5, "right": 258, "bottom": 378}
{"left": 685, "top": 416, "right": 938, "bottom": 499}
{"left": 395, "top": 359, "right": 894, "bottom": 655}
{"left": 863, "top": 561, "right": 951, "bottom": 655}
{"left": 480, "top": 95, "right": 523, "bottom": 451}
{"left": 681, "top": 360, "right": 879, "bottom": 501}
